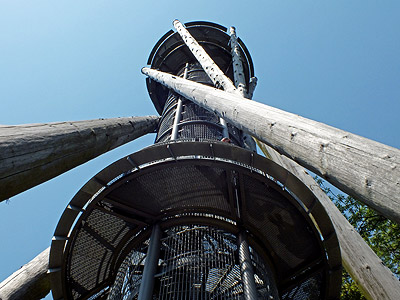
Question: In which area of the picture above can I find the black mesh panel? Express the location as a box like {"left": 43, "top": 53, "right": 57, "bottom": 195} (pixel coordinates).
{"left": 154, "top": 63, "right": 243, "bottom": 146}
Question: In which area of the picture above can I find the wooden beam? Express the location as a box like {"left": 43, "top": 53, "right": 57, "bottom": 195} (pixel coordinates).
{"left": 229, "top": 26, "right": 256, "bottom": 152}
{"left": 256, "top": 140, "right": 400, "bottom": 300}
{"left": 173, "top": 19, "right": 238, "bottom": 94}
{"left": 173, "top": 19, "right": 232, "bottom": 137}
{"left": 142, "top": 68, "right": 400, "bottom": 224}
{"left": 0, "top": 116, "right": 159, "bottom": 202}
{"left": 0, "top": 248, "right": 50, "bottom": 300}
{"left": 229, "top": 26, "right": 247, "bottom": 95}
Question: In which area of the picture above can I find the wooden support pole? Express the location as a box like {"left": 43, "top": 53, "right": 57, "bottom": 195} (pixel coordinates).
{"left": 173, "top": 19, "right": 234, "bottom": 137}
{"left": 229, "top": 26, "right": 256, "bottom": 152}
{"left": 228, "top": 26, "right": 258, "bottom": 100}
{"left": 256, "top": 141, "right": 400, "bottom": 300}
{"left": 229, "top": 26, "right": 247, "bottom": 95}
{"left": 0, "top": 248, "right": 50, "bottom": 300}
{"left": 141, "top": 68, "right": 400, "bottom": 224}
{"left": 171, "top": 64, "right": 188, "bottom": 141}
{"left": 0, "top": 116, "right": 159, "bottom": 202}
{"left": 173, "top": 19, "right": 238, "bottom": 94}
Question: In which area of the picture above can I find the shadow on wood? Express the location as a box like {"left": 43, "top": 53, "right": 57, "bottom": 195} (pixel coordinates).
{"left": 0, "top": 116, "right": 159, "bottom": 202}
{"left": 0, "top": 248, "right": 50, "bottom": 300}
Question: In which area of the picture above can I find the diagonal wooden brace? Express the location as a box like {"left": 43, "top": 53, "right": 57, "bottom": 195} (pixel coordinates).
{"left": 143, "top": 66, "right": 400, "bottom": 299}
{"left": 173, "top": 19, "right": 239, "bottom": 95}
{"left": 0, "top": 116, "right": 159, "bottom": 202}
{"left": 141, "top": 67, "right": 400, "bottom": 225}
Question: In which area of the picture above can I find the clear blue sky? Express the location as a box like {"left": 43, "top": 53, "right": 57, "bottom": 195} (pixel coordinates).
{"left": 1, "top": 1, "right": 399, "bottom": 298}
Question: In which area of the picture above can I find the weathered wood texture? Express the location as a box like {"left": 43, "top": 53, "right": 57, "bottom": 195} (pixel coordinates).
{"left": 173, "top": 19, "right": 238, "bottom": 94}
{"left": 0, "top": 248, "right": 50, "bottom": 300}
{"left": 228, "top": 27, "right": 256, "bottom": 152}
{"left": 257, "top": 140, "right": 400, "bottom": 300}
{"left": 0, "top": 116, "right": 159, "bottom": 202}
{"left": 142, "top": 68, "right": 400, "bottom": 224}
{"left": 172, "top": 23, "right": 255, "bottom": 151}
{"left": 229, "top": 26, "right": 247, "bottom": 95}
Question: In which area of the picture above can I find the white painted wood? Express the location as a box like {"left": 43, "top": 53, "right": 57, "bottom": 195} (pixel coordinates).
{"left": 247, "top": 77, "right": 258, "bottom": 99}
{"left": 256, "top": 140, "right": 400, "bottom": 300}
{"left": 229, "top": 26, "right": 247, "bottom": 95}
{"left": 173, "top": 19, "right": 238, "bottom": 94}
{"left": 229, "top": 26, "right": 256, "bottom": 152}
{"left": 173, "top": 19, "right": 236, "bottom": 138}
{"left": 171, "top": 64, "right": 188, "bottom": 141}
{"left": 0, "top": 116, "right": 159, "bottom": 202}
{"left": 0, "top": 248, "right": 50, "bottom": 300}
{"left": 141, "top": 67, "right": 400, "bottom": 224}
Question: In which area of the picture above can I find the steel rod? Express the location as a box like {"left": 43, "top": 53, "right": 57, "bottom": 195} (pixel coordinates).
{"left": 219, "top": 118, "right": 229, "bottom": 138}
{"left": 0, "top": 248, "right": 50, "bottom": 300}
{"left": 256, "top": 139, "right": 400, "bottom": 300}
{"left": 229, "top": 26, "right": 247, "bottom": 96}
{"left": 173, "top": 19, "right": 237, "bottom": 94}
{"left": 238, "top": 231, "right": 258, "bottom": 300}
{"left": 138, "top": 224, "right": 161, "bottom": 300}
{"left": 171, "top": 64, "right": 188, "bottom": 140}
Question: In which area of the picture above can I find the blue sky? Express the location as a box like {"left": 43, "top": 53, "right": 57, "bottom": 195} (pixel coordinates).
{"left": 1, "top": 1, "right": 399, "bottom": 298}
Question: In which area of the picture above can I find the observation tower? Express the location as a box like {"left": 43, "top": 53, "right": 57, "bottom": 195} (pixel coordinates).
{"left": 48, "top": 21, "right": 342, "bottom": 300}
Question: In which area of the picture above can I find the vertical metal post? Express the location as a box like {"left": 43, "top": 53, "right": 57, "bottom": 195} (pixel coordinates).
{"left": 137, "top": 224, "right": 161, "bottom": 300}
{"left": 171, "top": 63, "right": 188, "bottom": 140}
{"left": 238, "top": 231, "right": 258, "bottom": 300}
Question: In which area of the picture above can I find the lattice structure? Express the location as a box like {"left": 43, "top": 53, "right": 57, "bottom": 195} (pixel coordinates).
{"left": 108, "top": 224, "right": 279, "bottom": 300}
{"left": 155, "top": 63, "right": 243, "bottom": 147}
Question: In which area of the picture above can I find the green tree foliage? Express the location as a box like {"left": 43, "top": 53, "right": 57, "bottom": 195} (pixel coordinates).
{"left": 316, "top": 178, "right": 400, "bottom": 299}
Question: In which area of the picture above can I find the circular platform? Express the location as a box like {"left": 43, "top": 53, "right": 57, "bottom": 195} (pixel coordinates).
{"left": 49, "top": 141, "right": 341, "bottom": 300}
